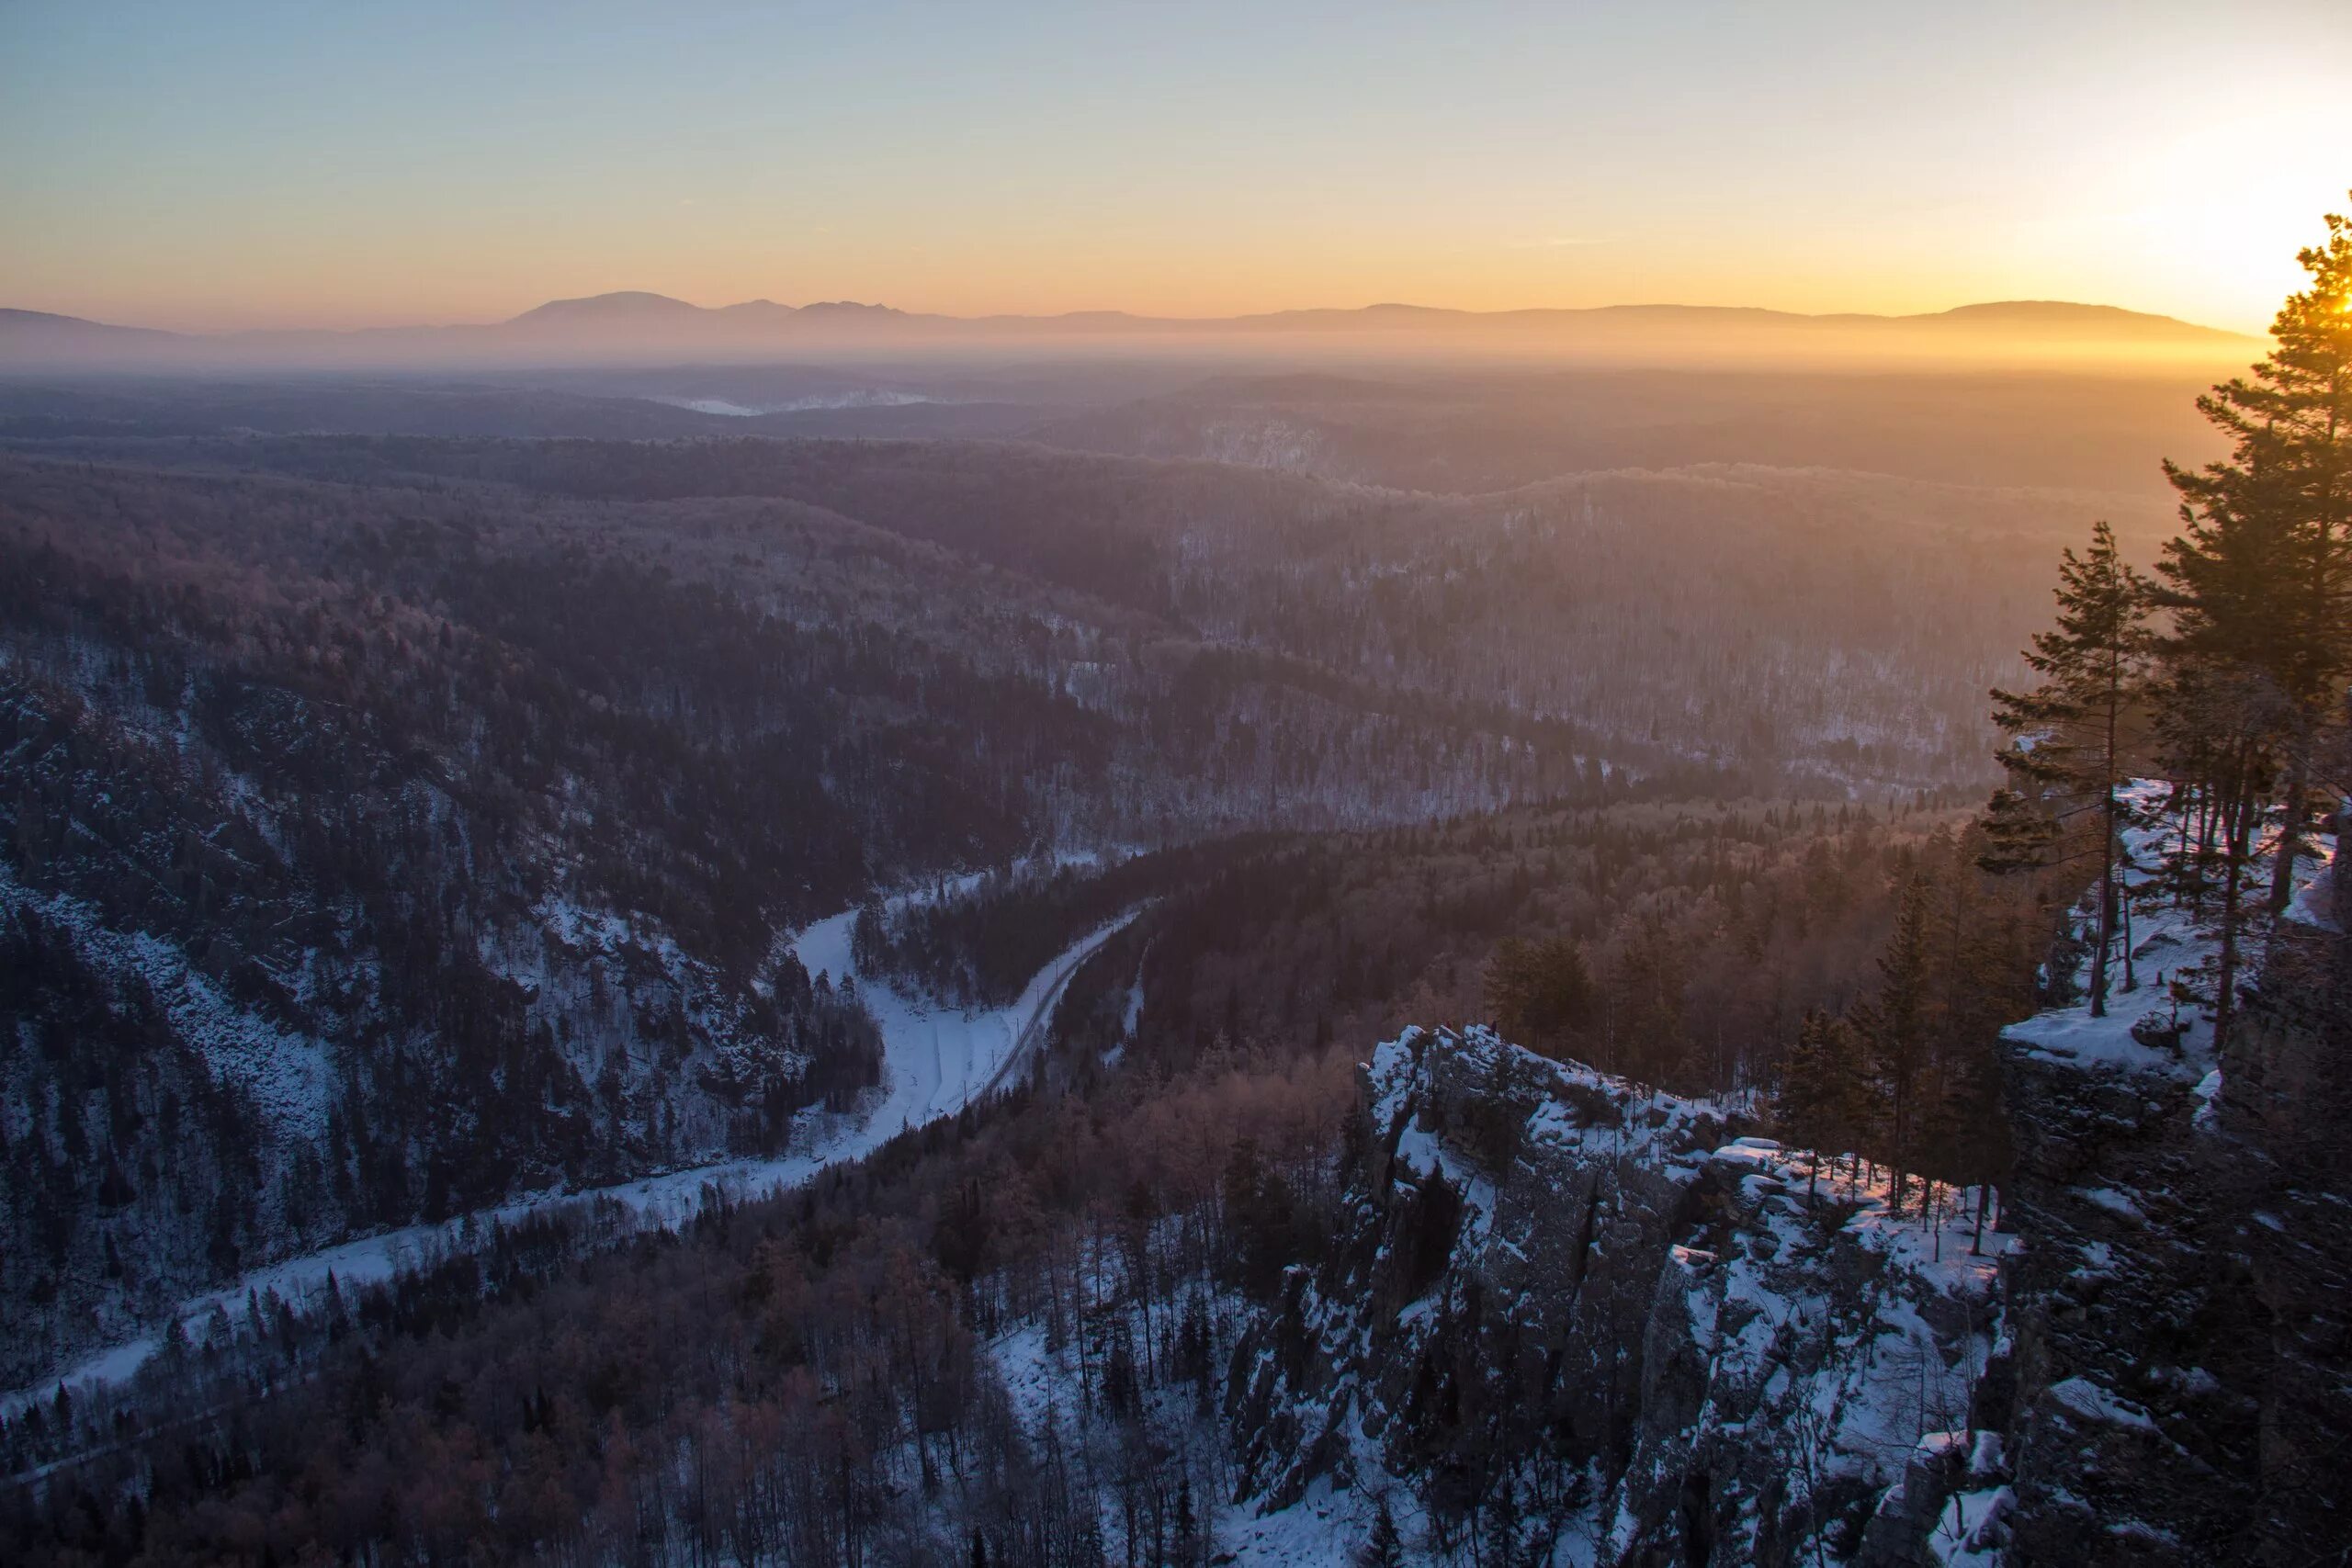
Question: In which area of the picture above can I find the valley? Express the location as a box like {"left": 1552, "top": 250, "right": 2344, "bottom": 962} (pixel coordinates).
{"left": 4, "top": 898, "right": 1138, "bottom": 1423}
{"left": 6, "top": 6, "right": 2349, "bottom": 1562}
{"left": 1, "top": 239, "right": 2346, "bottom": 1565}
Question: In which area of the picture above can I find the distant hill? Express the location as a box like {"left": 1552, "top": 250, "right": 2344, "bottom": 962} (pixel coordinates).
{"left": 1906, "top": 299, "right": 2247, "bottom": 341}
{"left": 0, "top": 291, "right": 2259, "bottom": 371}
{"left": 0, "top": 308, "right": 187, "bottom": 358}
{"left": 505, "top": 290, "right": 717, "bottom": 328}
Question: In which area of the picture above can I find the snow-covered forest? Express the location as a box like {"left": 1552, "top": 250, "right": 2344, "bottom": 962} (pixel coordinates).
{"left": 1, "top": 195, "right": 2347, "bottom": 1568}
{"left": 0, "top": 419, "right": 2042, "bottom": 1385}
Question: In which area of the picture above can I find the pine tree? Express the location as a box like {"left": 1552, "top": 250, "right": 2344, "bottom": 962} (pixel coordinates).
{"left": 1776, "top": 1008, "right": 1868, "bottom": 1199}
{"left": 1855, "top": 873, "right": 1937, "bottom": 1213}
{"left": 1917, "top": 834, "right": 2023, "bottom": 1227}
{"left": 2157, "top": 195, "right": 2352, "bottom": 930}
{"left": 1482, "top": 934, "right": 1596, "bottom": 1058}
{"left": 1974, "top": 786, "right": 2061, "bottom": 879}
{"left": 2148, "top": 661, "right": 2278, "bottom": 1054}
{"left": 1359, "top": 1495, "right": 1408, "bottom": 1568}
{"left": 1990, "top": 519, "right": 2152, "bottom": 1016}
{"left": 1605, "top": 913, "right": 1687, "bottom": 1087}
{"left": 1174, "top": 1474, "right": 1199, "bottom": 1564}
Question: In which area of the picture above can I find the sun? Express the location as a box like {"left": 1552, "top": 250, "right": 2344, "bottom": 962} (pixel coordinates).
{"left": 2088, "top": 117, "right": 2348, "bottom": 333}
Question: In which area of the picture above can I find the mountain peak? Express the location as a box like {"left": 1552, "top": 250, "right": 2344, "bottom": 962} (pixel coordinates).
{"left": 1905, "top": 299, "right": 2243, "bottom": 341}
{"left": 795, "top": 300, "right": 907, "bottom": 319}
{"left": 504, "top": 291, "right": 707, "bottom": 326}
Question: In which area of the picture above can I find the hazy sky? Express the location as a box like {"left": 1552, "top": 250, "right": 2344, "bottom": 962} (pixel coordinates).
{"left": 4, "top": 0, "right": 2346, "bottom": 333}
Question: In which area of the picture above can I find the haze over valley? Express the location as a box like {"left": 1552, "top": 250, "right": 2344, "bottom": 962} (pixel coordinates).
{"left": 0, "top": 289, "right": 2262, "bottom": 371}
{"left": 3, "top": 4, "right": 2348, "bottom": 1565}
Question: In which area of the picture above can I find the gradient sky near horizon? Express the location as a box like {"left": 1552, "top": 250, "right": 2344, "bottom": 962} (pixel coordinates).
{"left": 4, "top": 0, "right": 2347, "bottom": 334}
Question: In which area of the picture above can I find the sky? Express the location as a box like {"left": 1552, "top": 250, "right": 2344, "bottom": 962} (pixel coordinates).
{"left": 3, "top": 0, "right": 2346, "bottom": 334}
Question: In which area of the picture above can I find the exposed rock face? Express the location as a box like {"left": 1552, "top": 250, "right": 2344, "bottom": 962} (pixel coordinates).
{"left": 1989, "top": 1021, "right": 2254, "bottom": 1562}
{"left": 1227, "top": 1027, "right": 2004, "bottom": 1566}
{"left": 2228, "top": 927, "right": 2352, "bottom": 1561}
{"left": 1606, "top": 1150, "right": 2003, "bottom": 1567}
{"left": 1227, "top": 1028, "right": 1724, "bottom": 1533}
{"left": 1985, "top": 881, "right": 2351, "bottom": 1564}
{"left": 1223, "top": 827, "right": 2342, "bottom": 1561}
{"left": 1229, "top": 860, "right": 2352, "bottom": 1567}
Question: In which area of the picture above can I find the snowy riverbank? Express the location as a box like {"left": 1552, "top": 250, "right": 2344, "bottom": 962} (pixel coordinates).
{"left": 5, "top": 902, "right": 1137, "bottom": 1416}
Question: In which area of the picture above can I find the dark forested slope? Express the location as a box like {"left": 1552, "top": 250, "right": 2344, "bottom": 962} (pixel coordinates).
{"left": 58, "top": 432, "right": 2073, "bottom": 786}
{"left": 0, "top": 439, "right": 1609, "bottom": 1386}
{"left": 0, "top": 785, "right": 1968, "bottom": 1564}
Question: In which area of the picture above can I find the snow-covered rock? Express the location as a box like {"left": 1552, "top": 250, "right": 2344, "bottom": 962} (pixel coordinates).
{"left": 1227, "top": 1025, "right": 2006, "bottom": 1566}
{"left": 1985, "top": 789, "right": 2351, "bottom": 1564}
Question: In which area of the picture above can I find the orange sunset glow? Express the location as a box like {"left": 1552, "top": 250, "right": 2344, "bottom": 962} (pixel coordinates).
{"left": 4, "top": 2, "right": 2346, "bottom": 336}
{"left": 3, "top": 6, "right": 2350, "bottom": 1565}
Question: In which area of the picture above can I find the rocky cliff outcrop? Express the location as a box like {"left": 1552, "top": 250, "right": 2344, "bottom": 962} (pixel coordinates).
{"left": 1228, "top": 829, "right": 2352, "bottom": 1565}
{"left": 1227, "top": 1026, "right": 2007, "bottom": 1565}
{"left": 1984, "top": 872, "right": 2352, "bottom": 1566}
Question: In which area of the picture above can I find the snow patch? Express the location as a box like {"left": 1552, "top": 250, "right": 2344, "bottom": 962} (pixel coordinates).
{"left": 2046, "top": 1375, "right": 2159, "bottom": 1433}
{"left": 6, "top": 899, "right": 1138, "bottom": 1417}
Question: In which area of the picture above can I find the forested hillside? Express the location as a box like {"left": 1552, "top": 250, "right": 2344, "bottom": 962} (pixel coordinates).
{"left": 0, "top": 434, "right": 1677, "bottom": 1389}
{"left": 0, "top": 786, "right": 1966, "bottom": 1562}
{"left": 3, "top": 198, "right": 2344, "bottom": 1563}
{"left": 0, "top": 412, "right": 2154, "bottom": 1402}
{"left": 16, "top": 431, "right": 2075, "bottom": 785}
{"left": 1028, "top": 367, "right": 2222, "bottom": 499}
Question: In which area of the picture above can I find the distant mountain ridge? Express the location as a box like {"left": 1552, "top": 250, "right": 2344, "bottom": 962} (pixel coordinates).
{"left": 0, "top": 308, "right": 185, "bottom": 351}
{"left": 0, "top": 291, "right": 2259, "bottom": 370}
{"left": 506, "top": 289, "right": 711, "bottom": 326}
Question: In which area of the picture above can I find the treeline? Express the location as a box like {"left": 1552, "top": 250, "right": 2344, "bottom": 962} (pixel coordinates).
{"left": 1089, "top": 794, "right": 1973, "bottom": 1099}
{"left": 1769, "top": 823, "right": 2040, "bottom": 1213}
{"left": 1774, "top": 194, "right": 2352, "bottom": 1213}
{"left": 25, "top": 428, "right": 2040, "bottom": 791}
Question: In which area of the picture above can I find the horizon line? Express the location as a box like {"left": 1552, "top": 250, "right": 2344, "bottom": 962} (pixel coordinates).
{"left": 0, "top": 290, "right": 2267, "bottom": 344}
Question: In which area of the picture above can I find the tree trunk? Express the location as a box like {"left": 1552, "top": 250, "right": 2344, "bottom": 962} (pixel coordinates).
{"left": 2120, "top": 884, "right": 2138, "bottom": 994}
{"left": 2213, "top": 804, "right": 2253, "bottom": 1056}
{"left": 2090, "top": 785, "right": 2116, "bottom": 1016}
{"left": 2335, "top": 794, "right": 2352, "bottom": 935}
{"left": 2268, "top": 760, "right": 2309, "bottom": 919}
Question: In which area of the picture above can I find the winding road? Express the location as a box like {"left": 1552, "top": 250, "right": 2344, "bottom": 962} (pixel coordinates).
{"left": 7, "top": 903, "right": 1142, "bottom": 1418}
